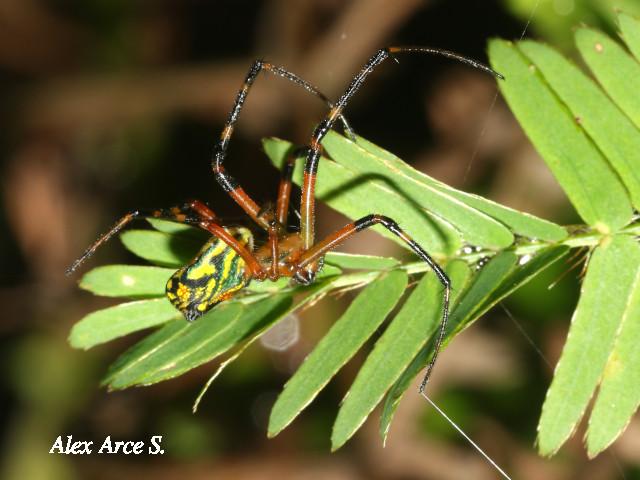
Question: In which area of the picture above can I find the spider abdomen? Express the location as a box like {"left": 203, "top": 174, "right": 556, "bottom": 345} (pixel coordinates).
{"left": 166, "top": 227, "right": 253, "bottom": 321}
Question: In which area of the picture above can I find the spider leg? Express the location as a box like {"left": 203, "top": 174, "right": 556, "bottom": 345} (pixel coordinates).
{"left": 66, "top": 200, "right": 265, "bottom": 278}
{"left": 213, "top": 60, "right": 354, "bottom": 230}
{"left": 266, "top": 146, "right": 310, "bottom": 280}
{"left": 294, "top": 214, "right": 450, "bottom": 395}
{"left": 299, "top": 46, "right": 503, "bottom": 251}
{"left": 276, "top": 146, "right": 307, "bottom": 226}
{"left": 268, "top": 221, "right": 280, "bottom": 280}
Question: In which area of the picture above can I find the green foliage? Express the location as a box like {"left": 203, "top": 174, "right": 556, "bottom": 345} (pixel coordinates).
{"left": 329, "top": 132, "right": 567, "bottom": 243}
{"left": 70, "top": 11, "right": 640, "bottom": 457}
{"left": 489, "top": 40, "right": 632, "bottom": 229}
{"left": 488, "top": 12, "right": 640, "bottom": 456}
{"left": 269, "top": 270, "right": 408, "bottom": 443}
{"left": 576, "top": 27, "right": 640, "bottom": 130}
{"left": 353, "top": 134, "right": 567, "bottom": 243}
{"left": 79, "top": 265, "right": 175, "bottom": 298}
{"left": 105, "top": 296, "right": 293, "bottom": 388}
{"left": 322, "top": 132, "right": 515, "bottom": 249}
{"left": 620, "top": 12, "right": 640, "bottom": 59}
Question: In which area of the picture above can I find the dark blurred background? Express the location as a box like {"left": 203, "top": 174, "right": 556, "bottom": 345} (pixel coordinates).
{"left": 2, "top": 1, "right": 640, "bottom": 479}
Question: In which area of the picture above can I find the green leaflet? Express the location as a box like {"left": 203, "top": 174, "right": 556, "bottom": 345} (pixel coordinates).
{"left": 518, "top": 40, "right": 640, "bottom": 209}
{"left": 192, "top": 280, "right": 338, "bottom": 411}
{"left": 70, "top": 298, "right": 182, "bottom": 350}
{"left": 352, "top": 134, "right": 567, "bottom": 243}
{"left": 576, "top": 27, "right": 640, "bottom": 131}
{"left": 147, "top": 218, "right": 208, "bottom": 238}
{"left": 102, "top": 319, "right": 188, "bottom": 387}
{"left": 444, "top": 252, "right": 518, "bottom": 336}
{"left": 268, "top": 270, "right": 408, "bottom": 438}
{"left": 120, "top": 229, "right": 200, "bottom": 267}
{"left": 79, "top": 265, "right": 174, "bottom": 298}
{"left": 488, "top": 39, "right": 632, "bottom": 231}
{"left": 619, "top": 12, "right": 640, "bottom": 61}
{"left": 538, "top": 235, "right": 640, "bottom": 456}
{"left": 139, "top": 296, "right": 292, "bottom": 386}
{"left": 470, "top": 246, "right": 570, "bottom": 333}
{"left": 379, "top": 252, "right": 514, "bottom": 439}
{"left": 324, "top": 252, "right": 400, "bottom": 270}
{"left": 587, "top": 239, "right": 640, "bottom": 456}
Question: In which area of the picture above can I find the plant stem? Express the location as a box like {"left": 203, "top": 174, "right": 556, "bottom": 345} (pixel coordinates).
{"left": 238, "top": 221, "right": 640, "bottom": 302}
{"left": 323, "top": 221, "right": 640, "bottom": 292}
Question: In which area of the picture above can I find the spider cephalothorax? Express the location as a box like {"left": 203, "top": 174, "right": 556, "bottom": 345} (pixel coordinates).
{"left": 67, "top": 47, "right": 502, "bottom": 393}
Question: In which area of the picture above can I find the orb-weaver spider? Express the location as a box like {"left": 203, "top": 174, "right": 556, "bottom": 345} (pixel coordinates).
{"left": 67, "top": 47, "right": 502, "bottom": 393}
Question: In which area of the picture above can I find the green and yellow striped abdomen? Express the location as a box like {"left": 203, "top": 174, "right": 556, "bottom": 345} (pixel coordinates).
{"left": 166, "top": 227, "right": 252, "bottom": 321}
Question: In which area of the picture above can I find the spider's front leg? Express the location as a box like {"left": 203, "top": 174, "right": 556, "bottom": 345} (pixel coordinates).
{"left": 294, "top": 214, "right": 450, "bottom": 395}
{"left": 65, "top": 199, "right": 264, "bottom": 279}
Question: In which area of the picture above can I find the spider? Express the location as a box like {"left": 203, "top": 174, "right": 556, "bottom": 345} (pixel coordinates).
{"left": 67, "top": 47, "right": 502, "bottom": 393}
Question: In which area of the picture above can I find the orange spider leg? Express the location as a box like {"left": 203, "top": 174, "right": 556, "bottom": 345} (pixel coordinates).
{"left": 66, "top": 200, "right": 265, "bottom": 279}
